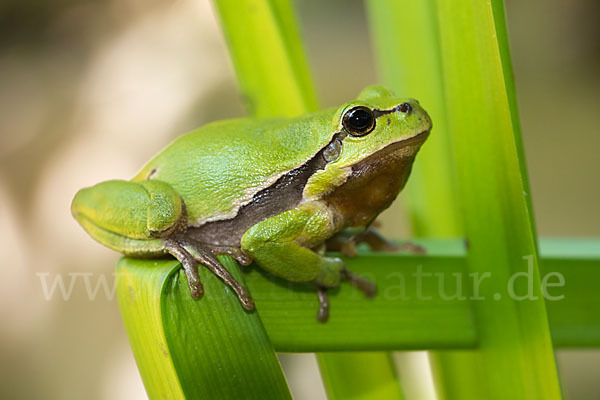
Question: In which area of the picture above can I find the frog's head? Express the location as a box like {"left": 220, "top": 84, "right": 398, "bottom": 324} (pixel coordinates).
{"left": 71, "top": 179, "right": 184, "bottom": 255}
{"left": 303, "top": 85, "right": 431, "bottom": 220}
{"left": 328, "top": 85, "right": 431, "bottom": 167}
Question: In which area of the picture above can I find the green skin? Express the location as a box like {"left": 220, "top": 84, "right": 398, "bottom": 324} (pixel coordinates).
{"left": 71, "top": 85, "right": 431, "bottom": 322}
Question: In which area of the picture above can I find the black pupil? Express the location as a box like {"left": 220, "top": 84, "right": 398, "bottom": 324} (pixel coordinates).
{"left": 348, "top": 108, "right": 372, "bottom": 131}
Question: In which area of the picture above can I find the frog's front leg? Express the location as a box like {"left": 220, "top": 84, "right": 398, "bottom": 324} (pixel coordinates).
{"left": 138, "top": 180, "right": 254, "bottom": 309}
{"left": 178, "top": 238, "right": 255, "bottom": 310}
{"left": 166, "top": 237, "right": 255, "bottom": 310}
{"left": 241, "top": 201, "right": 376, "bottom": 322}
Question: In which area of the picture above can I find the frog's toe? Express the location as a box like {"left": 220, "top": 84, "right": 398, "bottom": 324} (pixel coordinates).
{"left": 233, "top": 251, "right": 253, "bottom": 267}
{"left": 235, "top": 283, "right": 255, "bottom": 310}
{"left": 189, "top": 281, "right": 204, "bottom": 299}
{"left": 316, "top": 287, "right": 330, "bottom": 323}
{"left": 240, "top": 294, "right": 255, "bottom": 310}
{"left": 395, "top": 242, "right": 426, "bottom": 254}
{"left": 165, "top": 238, "right": 205, "bottom": 299}
{"left": 178, "top": 238, "right": 255, "bottom": 311}
{"left": 339, "top": 240, "right": 358, "bottom": 257}
{"left": 342, "top": 268, "right": 377, "bottom": 298}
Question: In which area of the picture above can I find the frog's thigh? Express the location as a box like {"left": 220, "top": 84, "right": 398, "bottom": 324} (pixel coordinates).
{"left": 241, "top": 202, "right": 343, "bottom": 286}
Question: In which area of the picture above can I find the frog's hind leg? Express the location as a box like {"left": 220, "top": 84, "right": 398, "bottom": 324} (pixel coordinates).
{"left": 164, "top": 239, "right": 203, "bottom": 299}
{"left": 179, "top": 239, "right": 255, "bottom": 310}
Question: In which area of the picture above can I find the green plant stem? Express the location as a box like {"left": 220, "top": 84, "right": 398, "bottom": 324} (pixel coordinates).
{"left": 434, "top": 0, "right": 561, "bottom": 398}
{"left": 319, "top": 353, "right": 404, "bottom": 400}
{"left": 369, "top": 0, "right": 563, "bottom": 398}
{"left": 365, "top": 1, "right": 477, "bottom": 398}
{"left": 212, "top": 0, "right": 403, "bottom": 396}
{"left": 243, "top": 238, "right": 600, "bottom": 351}
{"left": 212, "top": 0, "right": 316, "bottom": 117}
{"left": 366, "top": 0, "right": 461, "bottom": 237}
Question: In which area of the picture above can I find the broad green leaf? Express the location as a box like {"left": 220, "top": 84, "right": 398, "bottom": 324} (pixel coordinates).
{"left": 117, "top": 256, "right": 292, "bottom": 399}
{"left": 365, "top": 1, "right": 478, "bottom": 397}
{"left": 117, "top": 239, "right": 600, "bottom": 375}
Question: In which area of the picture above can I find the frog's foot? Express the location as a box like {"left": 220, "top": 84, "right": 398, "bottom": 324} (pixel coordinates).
{"left": 316, "top": 286, "right": 330, "bottom": 323}
{"left": 342, "top": 268, "right": 377, "bottom": 298}
{"left": 312, "top": 260, "right": 376, "bottom": 323}
{"left": 165, "top": 239, "right": 203, "bottom": 298}
{"left": 181, "top": 238, "right": 255, "bottom": 310}
{"left": 394, "top": 242, "right": 426, "bottom": 254}
{"left": 165, "top": 238, "right": 255, "bottom": 310}
{"left": 356, "top": 227, "right": 426, "bottom": 255}
{"left": 314, "top": 275, "right": 375, "bottom": 323}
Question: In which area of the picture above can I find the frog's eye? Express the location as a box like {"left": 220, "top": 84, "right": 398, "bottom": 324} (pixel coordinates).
{"left": 342, "top": 106, "right": 375, "bottom": 137}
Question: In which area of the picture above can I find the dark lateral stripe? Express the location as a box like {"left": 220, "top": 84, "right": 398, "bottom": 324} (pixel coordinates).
{"left": 187, "top": 106, "right": 406, "bottom": 246}
{"left": 187, "top": 133, "right": 341, "bottom": 246}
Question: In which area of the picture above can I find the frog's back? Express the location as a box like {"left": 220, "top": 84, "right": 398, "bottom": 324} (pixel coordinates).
{"left": 133, "top": 110, "right": 334, "bottom": 225}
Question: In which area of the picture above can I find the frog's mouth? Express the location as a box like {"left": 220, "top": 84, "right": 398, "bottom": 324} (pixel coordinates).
{"left": 366, "top": 129, "right": 430, "bottom": 162}
{"left": 342, "top": 128, "right": 430, "bottom": 182}
{"left": 74, "top": 213, "right": 166, "bottom": 257}
{"left": 400, "top": 129, "right": 430, "bottom": 145}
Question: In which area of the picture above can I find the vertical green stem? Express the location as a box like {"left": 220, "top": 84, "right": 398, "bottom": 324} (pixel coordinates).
{"left": 367, "top": 0, "right": 562, "bottom": 398}
{"left": 212, "top": 0, "right": 317, "bottom": 117}
{"left": 213, "top": 0, "right": 404, "bottom": 398}
{"left": 366, "top": 0, "right": 461, "bottom": 237}
{"left": 366, "top": 1, "right": 482, "bottom": 398}
{"left": 319, "top": 353, "right": 404, "bottom": 400}
{"left": 434, "top": 0, "right": 561, "bottom": 398}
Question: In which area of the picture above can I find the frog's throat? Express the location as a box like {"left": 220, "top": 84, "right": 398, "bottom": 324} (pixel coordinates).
{"left": 321, "top": 129, "right": 430, "bottom": 228}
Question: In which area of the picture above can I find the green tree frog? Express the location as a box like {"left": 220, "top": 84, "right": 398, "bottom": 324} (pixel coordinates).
{"left": 71, "top": 85, "right": 431, "bottom": 322}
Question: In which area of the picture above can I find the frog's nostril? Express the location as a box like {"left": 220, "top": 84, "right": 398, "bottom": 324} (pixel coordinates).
{"left": 397, "top": 102, "right": 412, "bottom": 114}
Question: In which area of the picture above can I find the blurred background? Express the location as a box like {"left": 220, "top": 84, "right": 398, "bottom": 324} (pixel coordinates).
{"left": 0, "top": 0, "right": 598, "bottom": 398}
